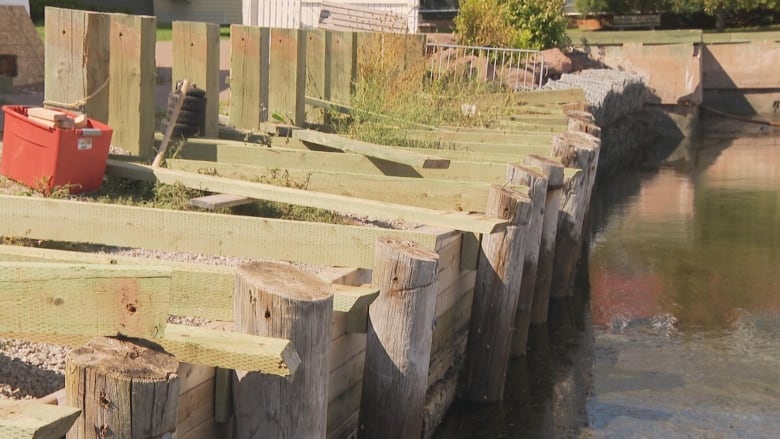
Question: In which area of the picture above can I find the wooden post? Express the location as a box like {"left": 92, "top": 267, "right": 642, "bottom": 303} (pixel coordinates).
{"left": 232, "top": 262, "right": 332, "bottom": 439}
{"left": 358, "top": 237, "right": 439, "bottom": 439}
{"left": 505, "top": 164, "right": 549, "bottom": 357}
{"left": 65, "top": 337, "right": 180, "bottom": 439}
{"left": 229, "top": 25, "right": 269, "bottom": 130}
{"left": 524, "top": 155, "right": 566, "bottom": 325}
{"left": 305, "top": 30, "right": 326, "bottom": 124}
{"left": 549, "top": 132, "right": 599, "bottom": 298}
{"left": 460, "top": 185, "right": 532, "bottom": 402}
{"left": 108, "top": 13, "right": 156, "bottom": 157}
{"left": 44, "top": 7, "right": 109, "bottom": 122}
{"left": 268, "top": 28, "right": 307, "bottom": 126}
{"left": 325, "top": 31, "right": 357, "bottom": 105}
{"left": 172, "top": 21, "right": 220, "bottom": 137}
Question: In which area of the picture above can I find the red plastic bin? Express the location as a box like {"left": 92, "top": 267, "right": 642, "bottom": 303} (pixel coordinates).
{"left": 1, "top": 105, "right": 113, "bottom": 193}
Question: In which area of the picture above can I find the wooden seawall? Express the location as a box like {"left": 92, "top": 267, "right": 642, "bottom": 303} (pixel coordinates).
{"left": 0, "top": 7, "right": 602, "bottom": 439}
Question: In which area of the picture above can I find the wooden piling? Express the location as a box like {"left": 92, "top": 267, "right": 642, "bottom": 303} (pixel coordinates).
{"left": 549, "top": 132, "right": 600, "bottom": 298}
{"left": 460, "top": 185, "right": 532, "bottom": 402}
{"left": 229, "top": 25, "right": 269, "bottom": 130}
{"left": 268, "top": 28, "right": 307, "bottom": 126}
{"left": 232, "top": 262, "right": 332, "bottom": 439}
{"left": 524, "top": 155, "right": 566, "bottom": 325}
{"left": 358, "top": 238, "right": 439, "bottom": 439}
{"left": 65, "top": 337, "right": 180, "bottom": 439}
{"left": 505, "top": 164, "right": 549, "bottom": 357}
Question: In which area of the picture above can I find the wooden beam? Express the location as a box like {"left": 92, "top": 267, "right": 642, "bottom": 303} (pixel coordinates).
{"left": 167, "top": 159, "right": 493, "bottom": 212}
{"left": 44, "top": 7, "right": 109, "bottom": 122}
{"left": 105, "top": 160, "right": 505, "bottom": 235}
{"left": 173, "top": 21, "right": 220, "bottom": 137}
{"left": 175, "top": 141, "right": 508, "bottom": 183}
{"left": 108, "top": 13, "right": 156, "bottom": 157}
{"left": 229, "top": 25, "right": 269, "bottom": 130}
{"left": 293, "top": 129, "right": 451, "bottom": 169}
{"left": 0, "top": 194, "right": 444, "bottom": 269}
{"left": 160, "top": 324, "right": 300, "bottom": 376}
{"left": 190, "top": 193, "right": 252, "bottom": 210}
{"left": 0, "top": 400, "right": 81, "bottom": 439}
{"left": 268, "top": 28, "right": 307, "bottom": 126}
{"left": 0, "top": 262, "right": 171, "bottom": 340}
{"left": 0, "top": 245, "right": 378, "bottom": 329}
{"left": 402, "top": 129, "right": 556, "bottom": 146}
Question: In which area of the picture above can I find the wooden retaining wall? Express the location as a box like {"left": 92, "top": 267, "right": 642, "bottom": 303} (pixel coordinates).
{"left": 0, "top": 7, "right": 602, "bottom": 439}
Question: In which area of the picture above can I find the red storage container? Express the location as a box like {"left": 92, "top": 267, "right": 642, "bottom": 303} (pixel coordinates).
{"left": 1, "top": 105, "right": 113, "bottom": 193}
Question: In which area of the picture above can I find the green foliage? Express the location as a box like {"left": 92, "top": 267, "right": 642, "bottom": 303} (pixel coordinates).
{"left": 454, "top": 0, "right": 568, "bottom": 50}
{"left": 505, "top": 0, "right": 570, "bottom": 50}
{"left": 454, "top": 0, "right": 519, "bottom": 47}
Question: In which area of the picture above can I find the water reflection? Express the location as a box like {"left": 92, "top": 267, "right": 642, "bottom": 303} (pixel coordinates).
{"left": 433, "top": 117, "right": 780, "bottom": 438}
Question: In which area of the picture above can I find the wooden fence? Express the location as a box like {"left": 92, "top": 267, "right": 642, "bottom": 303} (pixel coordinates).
{"left": 0, "top": 7, "right": 601, "bottom": 439}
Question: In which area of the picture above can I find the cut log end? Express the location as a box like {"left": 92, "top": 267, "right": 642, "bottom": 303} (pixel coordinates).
{"left": 236, "top": 262, "right": 332, "bottom": 301}
{"left": 66, "top": 337, "right": 178, "bottom": 380}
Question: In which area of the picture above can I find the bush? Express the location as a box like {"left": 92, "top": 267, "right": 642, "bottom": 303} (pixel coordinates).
{"left": 454, "top": 0, "right": 518, "bottom": 48}
{"left": 454, "top": 0, "right": 569, "bottom": 50}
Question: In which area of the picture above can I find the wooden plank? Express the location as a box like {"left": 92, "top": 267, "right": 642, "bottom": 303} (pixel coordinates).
{"left": 0, "top": 400, "right": 81, "bottom": 439}
{"left": 403, "top": 129, "right": 556, "bottom": 146}
{"left": 293, "top": 129, "right": 451, "bottom": 169}
{"left": 430, "top": 288, "right": 473, "bottom": 354}
{"left": 305, "top": 29, "right": 327, "bottom": 125}
{"left": 176, "top": 377, "right": 215, "bottom": 438}
{"left": 167, "top": 159, "right": 493, "bottom": 212}
{"left": 268, "top": 28, "right": 307, "bottom": 126}
{"left": 325, "top": 31, "right": 357, "bottom": 105}
{"left": 160, "top": 324, "right": 300, "bottom": 376}
{"left": 0, "top": 195, "right": 444, "bottom": 269}
{"left": 175, "top": 141, "right": 508, "bottom": 182}
{"left": 108, "top": 13, "right": 156, "bottom": 157}
{"left": 326, "top": 381, "right": 362, "bottom": 437}
{"left": 327, "top": 410, "right": 358, "bottom": 439}
{"left": 332, "top": 284, "right": 378, "bottom": 333}
{"left": 173, "top": 21, "right": 220, "bottom": 137}
{"left": 189, "top": 193, "right": 252, "bottom": 210}
{"left": 0, "top": 245, "right": 390, "bottom": 325}
{"left": 105, "top": 160, "right": 506, "bottom": 235}
{"left": 328, "top": 350, "right": 366, "bottom": 404}
{"left": 44, "top": 7, "right": 110, "bottom": 122}
{"left": 229, "top": 25, "right": 269, "bottom": 130}
{"left": 0, "top": 262, "right": 171, "bottom": 340}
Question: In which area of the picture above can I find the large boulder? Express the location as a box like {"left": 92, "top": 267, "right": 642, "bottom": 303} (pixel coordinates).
{"left": 541, "top": 48, "right": 573, "bottom": 79}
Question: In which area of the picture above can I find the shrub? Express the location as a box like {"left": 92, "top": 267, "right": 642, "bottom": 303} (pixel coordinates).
{"left": 454, "top": 0, "right": 519, "bottom": 48}
{"left": 505, "top": 0, "right": 570, "bottom": 50}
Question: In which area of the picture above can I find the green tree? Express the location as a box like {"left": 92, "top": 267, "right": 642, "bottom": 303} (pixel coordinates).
{"left": 454, "top": 0, "right": 569, "bottom": 50}
{"left": 504, "top": 0, "right": 570, "bottom": 49}
{"left": 454, "top": 0, "right": 519, "bottom": 48}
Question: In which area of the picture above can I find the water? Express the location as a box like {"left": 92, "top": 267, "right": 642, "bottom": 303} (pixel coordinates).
{"left": 435, "top": 115, "right": 780, "bottom": 438}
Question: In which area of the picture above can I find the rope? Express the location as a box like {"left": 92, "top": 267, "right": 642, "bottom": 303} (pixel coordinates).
{"left": 42, "top": 76, "right": 111, "bottom": 113}
{"left": 701, "top": 105, "right": 780, "bottom": 127}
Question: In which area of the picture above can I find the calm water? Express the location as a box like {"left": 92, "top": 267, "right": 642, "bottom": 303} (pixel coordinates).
{"left": 435, "top": 115, "right": 780, "bottom": 438}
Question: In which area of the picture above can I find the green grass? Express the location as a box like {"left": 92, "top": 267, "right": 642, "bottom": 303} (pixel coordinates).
{"left": 34, "top": 21, "right": 231, "bottom": 43}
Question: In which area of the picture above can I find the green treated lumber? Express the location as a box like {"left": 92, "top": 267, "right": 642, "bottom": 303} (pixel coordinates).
{"left": 268, "top": 28, "right": 307, "bottom": 126}
{"left": 381, "top": 144, "right": 553, "bottom": 164}
{"left": 44, "top": 7, "right": 110, "bottom": 122}
{"left": 439, "top": 122, "right": 567, "bottom": 134}
{"left": 0, "top": 262, "right": 170, "bottom": 340}
{"left": 0, "top": 244, "right": 381, "bottom": 326}
{"left": 172, "top": 21, "right": 220, "bottom": 137}
{"left": 0, "top": 400, "right": 81, "bottom": 439}
{"left": 0, "top": 194, "right": 444, "bottom": 269}
{"left": 108, "top": 13, "right": 156, "bottom": 157}
{"left": 167, "top": 159, "right": 493, "bottom": 212}
{"left": 332, "top": 284, "right": 378, "bottom": 333}
{"left": 401, "top": 129, "right": 556, "bottom": 145}
{"left": 702, "top": 31, "right": 780, "bottom": 44}
{"left": 105, "top": 160, "right": 504, "bottom": 235}
{"left": 175, "top": 141, "right": 508, "bottom": 182}
{"left": 568, "top": 29, "right": 703, "bottom": 45}
{"left": 325, "top": 30, "right": 357, "bottom": 105}
{"left": 159, "top": 324, "right": 300, "bottom": 376}
{"left": 229, "top": 25, "right": 269, "bottom": 130}
{"left": 293, "top": 129, "right": 451, "bottom": 169}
